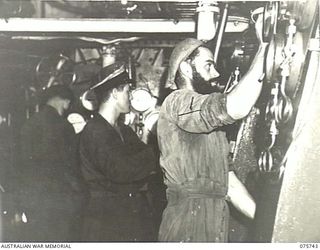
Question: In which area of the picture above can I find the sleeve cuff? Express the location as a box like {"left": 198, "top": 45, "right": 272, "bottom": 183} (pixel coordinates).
{"left": 201, "top": 93, "right": 236, "bottom": 128}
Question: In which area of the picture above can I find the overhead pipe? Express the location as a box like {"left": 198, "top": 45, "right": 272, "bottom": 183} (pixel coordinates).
{"left": 0, "top": 17, "right": 248, "bottom": 34}
{"left": 0, "top": 18, "right": 194, "bottom": 33}
{"left": 101, "top": 45, "right": 116, "bottom": 67}
{"left": 213, "top": 3, "right": 229, "bottom": 62}
{"left": 196, "top": 0, "right": 219, "bottom": 41}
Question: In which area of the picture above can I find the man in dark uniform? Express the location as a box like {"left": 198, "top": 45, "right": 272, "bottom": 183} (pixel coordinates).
{"left": 19, "top": 84, "right": 87, "bottom": 241}
{"left": 79, "top": 62, "right": 157, "bottom": 241}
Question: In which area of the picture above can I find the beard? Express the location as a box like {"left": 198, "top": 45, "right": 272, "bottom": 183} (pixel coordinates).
{"left": 191, "top": 67, "right": 222, "bottom": 95}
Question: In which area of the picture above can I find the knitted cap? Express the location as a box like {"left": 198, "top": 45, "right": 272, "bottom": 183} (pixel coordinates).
{"left": 165, "top": 38, "right": 204, "bottom": 89}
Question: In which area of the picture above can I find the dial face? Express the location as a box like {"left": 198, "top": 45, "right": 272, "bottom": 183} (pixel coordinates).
{"left": 67, "top": 113, "right": 86, "bottom": 134}
{"left": 130, "top": 88, "right": 153, "bottom": 112}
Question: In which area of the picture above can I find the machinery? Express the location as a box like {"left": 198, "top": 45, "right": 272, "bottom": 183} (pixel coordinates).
{"left": 0, "top": 0, "right": 319, "bottom": 242}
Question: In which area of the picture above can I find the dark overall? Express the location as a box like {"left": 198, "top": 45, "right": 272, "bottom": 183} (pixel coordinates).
{"left": 19, "top": 105, "right": 87, "bottom": 242}
{"left": 79, "top": 114, "right": 156, "bottom": 241}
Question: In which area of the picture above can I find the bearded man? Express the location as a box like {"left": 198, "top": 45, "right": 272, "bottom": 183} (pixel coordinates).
{"left": 157, "top": 14, "right": 267, "bottom": 242}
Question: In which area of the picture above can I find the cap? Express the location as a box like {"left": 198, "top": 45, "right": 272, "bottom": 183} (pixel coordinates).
{"left": 91, "top": 61, "right": 130, "bottom": 93}
{"left": 165, "top": 38, "right": 204, "bottom": 89}
{"left": 39, "top": 84, "right": 74, "bottom": 105}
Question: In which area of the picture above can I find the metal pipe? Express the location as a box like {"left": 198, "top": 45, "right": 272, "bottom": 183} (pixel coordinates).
{"left": 0, "top": 18, "right": 195, "bottom": 33}
{"left": 0, "top": 16, "right": 248, "bottom": 34}
{"left": 128, "top": 55, "right": 133, "bottom": 80}
{"left": 213, "top": 3, "right": 229, "bottom": 62}
{"left": 101, "top": 46, "right": 116, "bottom": 67}
{"left": 196, "top": 1, "right": 219, "bottom": 41}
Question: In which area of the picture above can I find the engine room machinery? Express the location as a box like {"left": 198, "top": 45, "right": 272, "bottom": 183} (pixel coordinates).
{"left": 0, "top": 0, "right": 319, "bottom": 243}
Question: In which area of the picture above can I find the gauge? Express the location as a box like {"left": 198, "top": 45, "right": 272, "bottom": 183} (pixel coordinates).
{"left": 67, "top": 113, "right": 87, "bottom": 134}
{"left": 130, "top": 88, "right": 154, "bottom": 112}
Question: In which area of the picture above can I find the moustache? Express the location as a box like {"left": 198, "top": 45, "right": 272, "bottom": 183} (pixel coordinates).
{"left": 209, "top": 80, "right": 225, "bottom": 92}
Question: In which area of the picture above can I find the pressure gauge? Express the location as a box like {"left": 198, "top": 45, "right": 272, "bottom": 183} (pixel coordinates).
{"left": 67, "top": 113, "right": 87, "bottom": 134}
{"left": 130, "top": 88, "right": 155, "bottom": 112}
